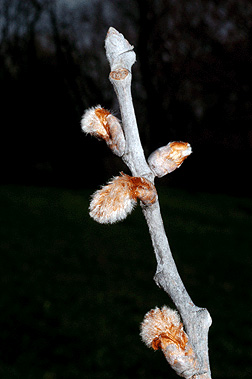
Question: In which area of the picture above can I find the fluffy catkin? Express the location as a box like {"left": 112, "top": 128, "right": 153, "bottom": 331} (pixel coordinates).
{"left": 89, "top": 173, "right": 157, "bottom": 224}
{"left": 81, "top": 105, "right": 125, "bottom": 156}
{"left": 81, "top": 105, "right": 110, "bottom": 139}
{"left": 89, "top": 175, "right": 136, "bottom": 224}
{"left": 140, "top": 306, "right": 199, "bottom": 378}
{"left": 148, "top": 141, "right": 192, "bottom": 178}
{"left": 140, "top": 306, "right": 184, "bottom": 350}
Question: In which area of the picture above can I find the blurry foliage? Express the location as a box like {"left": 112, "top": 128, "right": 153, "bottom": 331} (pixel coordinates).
{"left": 0, "top": 184, "right": 251, "bottom": 378}
{"left": 0, "top": 0, "right": 251, "bottom": 193}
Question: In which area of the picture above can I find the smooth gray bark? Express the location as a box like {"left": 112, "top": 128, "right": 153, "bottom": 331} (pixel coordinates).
{"left": 105, "top": 27, "right": 212, "bottom": 378}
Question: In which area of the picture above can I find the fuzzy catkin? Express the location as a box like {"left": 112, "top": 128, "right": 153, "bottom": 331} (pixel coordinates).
{"left": 89, "top": 175, "right": 136, "bottom": 224}
{"left": 140, "top": 306, "right": 183, "bottom": 349}
{"left": 81, "top": 105, "right": 110, "bottom": 139}
{"left": 81, "top": 105, "right": 125, "bottom": 156}
{"left": 89, "top": 173, "right": 157, "bottom": 224}
{"left": 140, "top": 306, "right": 199, "bottom": 378}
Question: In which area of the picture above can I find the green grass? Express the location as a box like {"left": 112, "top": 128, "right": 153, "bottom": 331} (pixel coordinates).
{"left": 0, "top": 184, "right": 251, "bottom": 378}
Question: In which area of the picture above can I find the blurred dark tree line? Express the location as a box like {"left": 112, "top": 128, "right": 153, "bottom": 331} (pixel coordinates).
{"left": 0, "top": 0, "right": 251, "bottom": 194}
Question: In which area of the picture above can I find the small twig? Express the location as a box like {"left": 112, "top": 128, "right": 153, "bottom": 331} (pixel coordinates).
{"left": 105, "top": 27, "right": 212, "bottom": 378}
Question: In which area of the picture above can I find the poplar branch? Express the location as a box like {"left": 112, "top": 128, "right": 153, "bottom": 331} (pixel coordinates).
{"left": 105, "top": 27, "right": 212, "bottom": 378}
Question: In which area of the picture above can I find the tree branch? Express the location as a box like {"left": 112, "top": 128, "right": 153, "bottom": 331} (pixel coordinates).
{"left": 105, "top": 27, "right": 212, "bottom": 378}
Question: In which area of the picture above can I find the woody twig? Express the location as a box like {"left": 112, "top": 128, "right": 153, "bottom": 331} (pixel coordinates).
{"left": 81, "top": 27, "right": 212, "bottom": 378}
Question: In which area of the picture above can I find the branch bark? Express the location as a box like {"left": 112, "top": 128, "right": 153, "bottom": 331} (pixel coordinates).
{"left": 105, "top": 27, "right": 212, "bottom": 378}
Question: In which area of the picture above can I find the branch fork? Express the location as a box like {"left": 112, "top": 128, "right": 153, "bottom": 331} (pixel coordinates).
{"left": 81, "top": 27, "right": 212, "bottom": 378}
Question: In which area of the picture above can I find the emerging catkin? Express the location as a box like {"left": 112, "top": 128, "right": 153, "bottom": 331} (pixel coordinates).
{"left": 81, "top": 105, "right": 125, "bottom": 156}
{"left": 140, "top": 306, "right": 199, "bottom": 378}
{"left": 89, "top": 173, "right": 157, "bottom": 224}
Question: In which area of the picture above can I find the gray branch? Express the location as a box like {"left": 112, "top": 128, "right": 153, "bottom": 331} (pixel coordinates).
{"left": 105, "top": 27, "right": 212, "bottom": 378}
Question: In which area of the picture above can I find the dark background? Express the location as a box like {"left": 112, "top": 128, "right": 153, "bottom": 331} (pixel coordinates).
{"left": 0, "top": 0, "right": 251, "bottom": 194}
{"left": 0, "top": 1, "right": 252, "bottom": 378}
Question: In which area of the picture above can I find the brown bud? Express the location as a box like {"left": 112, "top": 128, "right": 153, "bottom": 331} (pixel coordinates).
{"left": 125, "top": 174, "right": 157, "bottom": 206}
{"left": 148, "top": 141, "right": 192, "bottom": 178}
